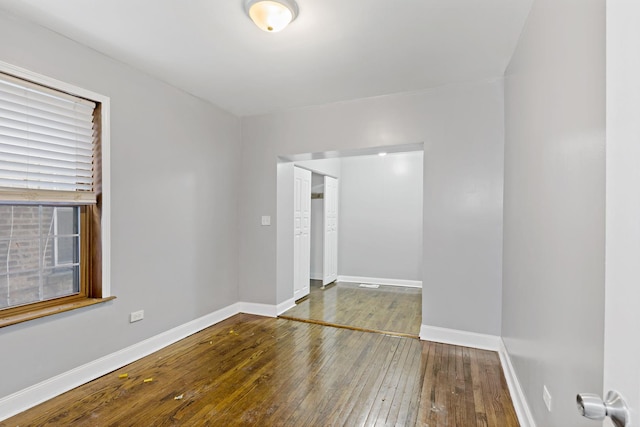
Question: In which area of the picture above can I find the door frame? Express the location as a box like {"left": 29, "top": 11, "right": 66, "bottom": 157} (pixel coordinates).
{"left": 602, "top": 0, "right": 640, "bottom": 420}
{"left": 275, "top": 143, "right": 424, "bottom": 314}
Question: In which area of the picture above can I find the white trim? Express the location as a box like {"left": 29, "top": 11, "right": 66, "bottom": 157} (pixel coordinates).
{"left": 337, "top": 275, "right": 422, "bottom": 288}
{"left": 498, "top": 339, "right": 537, "bottom": 427}
{"left": 276, "top": 298, "right": 295, "bottom": 315}
{"left": 0, "top": 302, "right": 241, "bottom": 422}
{"left": 237, "top": 302, "right": 278, "bottom": 317}
{"left": 0, "top": 60, "right": 110, "bottom": 102}
{"left": 100, "top": 96, "right": 111, "bottom": 298}
{"left": 310, "top": 273, "right": 323, "bottom": 281}
{"left": 419, "top": 324, "right": 500, "bottom": 351}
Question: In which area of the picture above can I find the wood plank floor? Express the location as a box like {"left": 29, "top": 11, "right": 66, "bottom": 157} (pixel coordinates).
{"left": 1, "top": 314, "right": 518, "bottom": 427}
{"left": 280, "top": 280, "right": 422, "bottom": 337}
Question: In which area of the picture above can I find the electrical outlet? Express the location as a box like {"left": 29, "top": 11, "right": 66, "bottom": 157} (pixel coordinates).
{"left": 543, "top": 385, "right": 552, "bottom": 412}
{"left": 130, "top": 310, "right": 144, "bottom": 323}
{"left": 261, "top": 216, "right": 271, "bottom": 226}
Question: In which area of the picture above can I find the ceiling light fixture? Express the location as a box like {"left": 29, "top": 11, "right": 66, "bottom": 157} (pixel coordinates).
{"left": 244, "top": 0, "right": 299, "bottom": 33}
{"left": 378, "top": 152, "right": 388, "bottom": 157}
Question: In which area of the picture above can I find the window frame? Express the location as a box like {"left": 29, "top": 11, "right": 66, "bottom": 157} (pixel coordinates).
{"left": 0, "top": 61, "right": 112, "bottom": 328}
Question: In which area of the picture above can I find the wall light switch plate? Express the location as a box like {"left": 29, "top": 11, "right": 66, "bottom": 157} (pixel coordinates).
{"left": 261, "top": 216, "right": 271, "bottom": 226}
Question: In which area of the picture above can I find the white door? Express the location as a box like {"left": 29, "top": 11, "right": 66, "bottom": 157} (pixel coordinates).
{"left": 597, "top": 2, "right": 640, "bottom": 426}
{"left": 293, "top": 167, "right": 312, "bottom": 300}
{"left": 323, "top": 176, "right": 338, "bottom": 286}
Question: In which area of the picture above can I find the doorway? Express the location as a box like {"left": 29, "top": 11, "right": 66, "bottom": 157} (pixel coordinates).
{"left": 279, "top": 147, "right": 424, "bottom": 337}
{"left": 309, "top": 172, "right": 338, "bottom": 286}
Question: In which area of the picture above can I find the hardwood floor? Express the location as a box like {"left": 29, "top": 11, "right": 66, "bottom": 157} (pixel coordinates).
{"left": 280, "top": 280, "right": 422, "bottom": 337}
{"left": 1, "top": 314, "right": 518, "bottom": 427}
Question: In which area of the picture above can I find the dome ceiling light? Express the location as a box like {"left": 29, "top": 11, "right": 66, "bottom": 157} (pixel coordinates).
{"left": 244, "top": 0, "right": 299, "bottom": 33}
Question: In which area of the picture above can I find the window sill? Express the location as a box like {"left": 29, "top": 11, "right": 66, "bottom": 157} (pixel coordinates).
{"left": 0, "top": 296, "right": 116, "bottom": 328}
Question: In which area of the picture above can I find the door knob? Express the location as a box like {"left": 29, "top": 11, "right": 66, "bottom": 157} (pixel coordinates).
{"left": 576, "top": 391, "right": 629, "bottom": 427}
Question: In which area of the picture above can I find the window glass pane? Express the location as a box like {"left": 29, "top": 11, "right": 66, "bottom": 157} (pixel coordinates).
{"left": 0, "top": 205, "right": 40, "bottom": 238}
{"left": 56, "top": 208, "right": 75, "bottom": 235}
{"left": 0, "top": 275, "right": 7, "bottom": 309}
{"left": 49, "top": 236, "right": 78, "bottom": 267}
{"left": 42, "top": 267, "right": 77, "bottom": 300}
{"left": 0, "top": 241, "right": 6, "bottom": 276}
{"left": 52, "top": 207, "right": 79, "bottom": 267}
{"left": 0, "top": 205, "right": 80, "bottom": 310}
{"left": 3, "top": 237, "right": 41, "bottom": 272}
{"left": 5, "top": 269, "right": 40, "bottom": 308}
{"left": 41, "top": 207, "right": 55, "bottom": 236}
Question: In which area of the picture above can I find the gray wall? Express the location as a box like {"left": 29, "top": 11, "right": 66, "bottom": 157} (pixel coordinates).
{"left": 0, "top": 12, "right": 241, "bottom": 398}
{"left": 502, "top": 0, "right": 605, "bottom": 425}
{"left": 240, "top": 80, "right": 504, "bottom": 335}
{"left": 339, "top": 151, "right": 423, "bottom": 281}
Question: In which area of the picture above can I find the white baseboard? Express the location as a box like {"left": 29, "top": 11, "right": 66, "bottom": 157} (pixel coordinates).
{"left": 419, "top": 324, "right": 500, "bottom": 351}
{"left": 498, "top": 339, "right": 536, "bottom": 427}
{"left": 237, "top": 302, "right": 278, "bottom": 317}
{"left": 310, "top": 273, "right": 323, "bottom": 281}
{"left": 0, "top": 302, "right": 242, "bottom": 422}
{"left": 276, "top": 298, "right": 296, "bottom": 315}
{"left": 337, "top": 275, "right": 422, "bottom": 288}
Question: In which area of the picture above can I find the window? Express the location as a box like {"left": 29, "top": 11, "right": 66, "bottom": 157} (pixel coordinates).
{"left": 0, "top": 62, "right": 111, "bottom": 327}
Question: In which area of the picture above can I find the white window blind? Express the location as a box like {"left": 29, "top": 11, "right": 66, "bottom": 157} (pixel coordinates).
{"left": 0, "top": 72, "right": 97, "bottom": 204}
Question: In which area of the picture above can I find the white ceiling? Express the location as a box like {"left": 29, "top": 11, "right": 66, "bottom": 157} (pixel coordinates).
{"left": 0, "top": 0, "right": 532, "bottom": 116}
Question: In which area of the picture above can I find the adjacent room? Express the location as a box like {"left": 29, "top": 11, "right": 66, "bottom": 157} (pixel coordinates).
{"left": 0, "top": 1, "right": 635, "bottom": 426}
{"left": 279, "top": 149, "right": 424, "bottom": 337}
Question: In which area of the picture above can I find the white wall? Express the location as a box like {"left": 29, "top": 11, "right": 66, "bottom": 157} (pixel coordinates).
{"left": 240, "top": 80, "right": 504, "bottom": 336}
{"left": 0, "top": 12, "right": 241, "bottom": 398}
{"left": 339, "top": 152, "right": 423, "bottom": 282}
{"left": 502, "top": 0, "right": 605, "bottom": 425}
